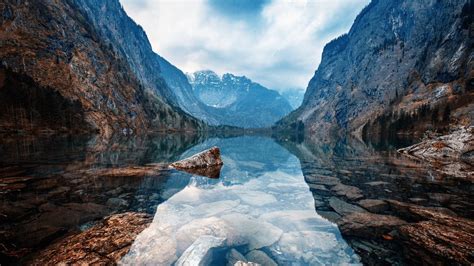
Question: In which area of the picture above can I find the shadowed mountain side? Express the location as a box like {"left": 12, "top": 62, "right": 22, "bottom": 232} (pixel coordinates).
{"left": 279, "top": 0, "right": 473, "bottom": 139}
{"left": 0, "top": 0, "right": 205, "bottom": 139}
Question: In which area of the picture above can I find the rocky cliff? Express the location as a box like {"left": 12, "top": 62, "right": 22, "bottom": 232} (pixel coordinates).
{"left": 188, "top": 70, "right": 293, "bottom": 128}
{"left": 280, "top": 0, "right": 473, "bottom": 139}
{"left": 0, "top": 0, "right": 204, "bottom": 138}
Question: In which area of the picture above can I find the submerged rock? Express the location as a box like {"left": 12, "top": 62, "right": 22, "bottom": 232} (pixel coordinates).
{"left": 175, "top": 235, "right": 225, "bottom": 266}
{"left": 245, "top": 250, "right": 277, "bottom": 266}
{"left": 170, "top": 147, "right": 223, "bottom": 178}
{"left": 226, "top": 248, "right": 248, "bottom": 266}
{"left": 29, "top": 212, "right": 152, "bottom": 265}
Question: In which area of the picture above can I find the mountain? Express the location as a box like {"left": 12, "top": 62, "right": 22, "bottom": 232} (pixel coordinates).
{"left": 281, "top": 89, "right": 305, "bottom": 109}
{"left": 187, "top": 70, "right": 293, "bottom": 128}
{"left": 280, "top": 0, "right": 473, "bottom": 139}
{"left": 0, "top": 0, "right": 204, "bottom": 138}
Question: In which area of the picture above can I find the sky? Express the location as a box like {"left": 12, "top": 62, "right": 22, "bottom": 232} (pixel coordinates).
{"left": 120, "top": 0, "right": 370, "bottom": 92}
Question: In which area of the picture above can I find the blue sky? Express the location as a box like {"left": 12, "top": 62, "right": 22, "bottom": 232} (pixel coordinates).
{"left": 120, "top": 0, "right": 370, "bottom": 92}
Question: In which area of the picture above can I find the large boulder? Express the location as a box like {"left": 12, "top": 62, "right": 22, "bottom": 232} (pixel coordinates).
{"left": 170, "top": 147, "right": 223, "bottom": 178}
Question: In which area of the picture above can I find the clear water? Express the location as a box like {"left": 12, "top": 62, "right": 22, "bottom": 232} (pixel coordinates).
{"left": 1, "top": 133, "right": 472, "bottom": 265}
{"left": 121, "top": 136, "right": 360, "bottom": 265}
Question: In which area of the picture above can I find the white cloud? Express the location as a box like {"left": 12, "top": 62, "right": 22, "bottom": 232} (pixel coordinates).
{"left": 120, "top": 0, "right": 369, "bottom": 92}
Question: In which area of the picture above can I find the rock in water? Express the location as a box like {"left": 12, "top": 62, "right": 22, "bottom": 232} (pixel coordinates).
{"left": 175, "top": 235, "right": 225, "bottom": 266}
{"left": 28, "top": 212, "right": 152, "bottom": 265}
{"left": 170, "top": 147, "right": 223, "bottom": 178}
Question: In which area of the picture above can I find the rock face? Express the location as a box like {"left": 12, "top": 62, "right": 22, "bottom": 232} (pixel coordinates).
{"left": 29, "top": 212, "right": 152, "bottom": 265}
{"left": 170, "top": 147, "right": 223, "bottom": 178}
{"left": 280, "top": 0, "right": 473, "bottom": 138}
{"left": 0, "top": 0, "right": 204, "bottom": 137}
{"left": 187, "top": 70, "right": 293, "bottom": 128}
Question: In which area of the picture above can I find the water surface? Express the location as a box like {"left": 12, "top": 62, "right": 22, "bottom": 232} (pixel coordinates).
{"left": 122, "top": 136, "right": 360, "bottom": 265}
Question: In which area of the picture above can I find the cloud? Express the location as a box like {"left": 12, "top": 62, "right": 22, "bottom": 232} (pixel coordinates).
{"left": 120, "top": 0, "right": 369, "bottom": 92}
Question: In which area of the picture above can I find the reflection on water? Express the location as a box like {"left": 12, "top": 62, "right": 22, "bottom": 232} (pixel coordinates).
{"left": 122, "top": 136, "right": 360, "bottom": 265}
{"left": 1, "top": 132, "right": 472, "bottom": 265}
{"left": 0, "top": 133, "right": 203, "bottom": 263}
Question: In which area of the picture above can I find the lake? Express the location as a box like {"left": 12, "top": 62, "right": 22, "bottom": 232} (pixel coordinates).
{"left": 0, "top": 133, "right": 472, "bottom": 265}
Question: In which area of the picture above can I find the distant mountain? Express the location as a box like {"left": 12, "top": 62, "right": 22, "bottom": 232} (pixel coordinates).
{"left": 281, "top": 89, "right": 305, "bottom": 109}
{"left": 279, "top": 0, "right": 473, "bottom": 139}
{"left": 0, "top": 0, "right": 204, "bottom": 137}
{"left": 187, "top": 70, "right": 293, "bottom": 128}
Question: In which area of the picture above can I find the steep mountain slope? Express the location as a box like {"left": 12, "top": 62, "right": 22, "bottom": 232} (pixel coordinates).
{"left": 155, "top": 57, "right": 220, "bottom": 125}
{"left": 280, "top": 0, "right": 473, "bottom": 138}
{"left": 74, "top": 0, "right": 218, "bottom": 125}
{"left": 188, "top": 70, "right": 293, "bottom": 128}
{"left": 0, "top": 0, "right": 203, "bottom": 137}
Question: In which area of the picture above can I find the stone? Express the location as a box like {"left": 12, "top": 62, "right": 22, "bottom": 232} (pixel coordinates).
{"left": 398, "top": 127, "right": 474, "bottom": 162}
{"left": 245, "top": 250, "right": 277, "bottom": 266}
{"left": 317, "top": 211, "right": 341, "bottom": 223}
{"left": 175, "top": 217, "right": 235, "bottom": 254}
{"left": 170, "top": 147, "right": 223, "bottom": 178}
{"left": 237, "top": 190, "right": 277, "bottom": 206}
{"left": 357, "top": 199, "right": 388, "bottom": 213}
{"left": 170, "top": 147, "right": 223, "bottom": 169}
{"left": 226, "top": 248, "right": 247, "bottom": 266}
{"left": 337, "top": 212, "right": 407, "bottom": 238}
{"left": 364, "top": 181, "right": 389, "bottom": 186}
{"left": 234, "top": 261, "right": 260, "bottom": 266}
{"left": 328, "top": 197, "right": 366, "bottom": 216}
{"left": 399, "top": 219, "right": 474, "bottom": 265}
{"left": 221, "top": 213, "right": 283, "bottom": 250}
{"left": 175, "top": 235, "right": 226, "bottom": 266}
{"left": 276, "top": 231, "right": 339, "bottom": 261}
{"left": 106, "top": 198, "right": 129, "bottom": 209}
{"left": 331, "top": 183, "right": 364, "bottom": 200}
{"left": 29, "top": 212, "right": 152, "bottom": 265}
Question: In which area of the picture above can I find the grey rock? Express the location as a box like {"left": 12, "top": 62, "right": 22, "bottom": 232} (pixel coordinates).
{"left": 317, "top": 211, "right": 341, "bottom": 223}
{"left": 106, "top": 198, "right": 128, "bottom": 209}
{"left": 226, "top": 249, "right": 247, "bottom": 266}
{"left": 175, "top": 235, "right": 226, "bottom": 266}
{"left": 245, "top": 250, "right": 277, "bottom": 266}
{"left": 234, "top": 261, "right": 260, "bottom": 266}
{"left": 329, "top": 197, "right": 366, "bottom": 216}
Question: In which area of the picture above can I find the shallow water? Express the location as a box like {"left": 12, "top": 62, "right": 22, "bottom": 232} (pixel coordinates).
{"left": 0, "top": 133, "right": 472, "bottom": 265}
{"left": 121, "top": 136, "right": 360, "bottom": 265}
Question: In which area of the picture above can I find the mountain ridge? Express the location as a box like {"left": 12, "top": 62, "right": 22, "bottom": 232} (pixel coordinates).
{"left": 279, "top": 0, "right": 473, "bottom": 140}
{"left": 187, "top": 70, "right": 293, "bottom": 128}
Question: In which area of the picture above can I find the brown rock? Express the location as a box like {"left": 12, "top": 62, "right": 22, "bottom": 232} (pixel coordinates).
{"left": 328, "top": 197, "right": 366, "bottom": 216}
{"left": 331, "top": 183, "right": 364, "bottom": 200}
{"left": 399, "top": 219, "right": 474, "bottom": 265}
{"left": 357, "top": 199, "right": 388, "bottom": 213}
{"left": 170, "top": 147, "right": 223, "bottom": 178}
{"left": 29, "top": 212, "right": 152, "bottom": 265}
{"left": 338, "top": 212, "right": 406, "bottom": 238}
